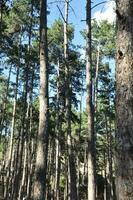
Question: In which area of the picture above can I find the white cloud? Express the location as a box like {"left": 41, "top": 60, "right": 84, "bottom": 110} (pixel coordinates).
{"left": 93, "top": 1, "right": 116, "bottom": 23}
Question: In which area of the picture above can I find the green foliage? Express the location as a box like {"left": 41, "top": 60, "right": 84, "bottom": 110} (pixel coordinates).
{"left": 5, "top": 0, "right": 31, "bottom": 34}
{"left": 92, "top": 20, "right": 116, "bottom": 57}
{"left": 0, "top": 143, "right": 3, "bottom": 152}
{"left": 48, "top": 19, "right": 74, "bottom": 45}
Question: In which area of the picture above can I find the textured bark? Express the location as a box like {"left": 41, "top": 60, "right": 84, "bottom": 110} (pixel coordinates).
{"left": 86, "top": 0, "right": 96, "bottom": 200}
{"left": 33, "top": 0, "right": 49, "bottom": 199}
{"left": 116, "top": 0, "right": 133, "bottom": 199}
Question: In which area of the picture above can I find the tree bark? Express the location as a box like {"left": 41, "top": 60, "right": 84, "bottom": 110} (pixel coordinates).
{"left": 86, "top": 1, "right": 96, "bottom": 200}
{"left": 116, "top": 0, "right": 133, "bottom": 199}
{"left": 33, "top": 0, "right": 49, "bottom": 199}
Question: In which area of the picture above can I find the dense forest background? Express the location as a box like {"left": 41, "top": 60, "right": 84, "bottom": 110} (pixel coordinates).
{"left": 0, "top": 0, "right": 133, "bottom": 200}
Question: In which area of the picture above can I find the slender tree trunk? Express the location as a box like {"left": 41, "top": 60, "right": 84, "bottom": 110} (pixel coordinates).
{"left": 26, "top": 3, "right": 34, "bottom": 198}
{"left": 77, "top": 98, "right": 82, "bottom": 200}
{"left": 94, "top": 43, "right": 100, "bottom": 200}
{"left": 33, "top": 0, "right": 49, "bottom": 199}
{"left": 5, "top": 35, "right": 22, "bottom": 199}
{"left": 83, "top": 140, "right": 87, "bottom": 186}
{"left": 11, "top": 126, "right": 21, "bottom": 200}
{"left": 109, "top": 115, "right": 114, "bottom": 199}
{"left": 54, "top": 59, "right": 61, "bottom": 200}
{"left": 15, "top": 44, "right": 30, "bottom": 198}
{"left": 94, "top": 43, "right": 100, "bottom": 113}
{"left": 105, "top": 115, "right": 113, "bottom": 200}
{"left": 51, "top": 139, "right": 56, "bottom": 199}
{"left": 104, "top": 150, "right": 107, "bottom": 200}
{"left": 77, "top": 76, "right": 84, "bottom": 199}
{"left": 0, "top": 64, "right": 12, "bottom": 142}
{"left": 116, "top": 0, "right": 133, "bottom": 199}
{"left": 5, "top": 65, "right": 19, "bottom": 200}
{"left": 64, "top": 1, "right": 77, "bottom": 199}
{"left": 86, "top": 1, "right": 96, "bottom": 200}
{"left": 27, "top": 137, "right": 34, "bottom": 199}
{"left": 26, "top": 68, "right": 34, "bottom": 199}
{"left": 18, "top": 4, "right": 35, "bottom": 197}
{"left": 18, "top": 139, "right": 27, "bottom": 200}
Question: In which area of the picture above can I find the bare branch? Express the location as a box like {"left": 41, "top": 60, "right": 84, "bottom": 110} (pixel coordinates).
{"left": 91, "top": 1, "right": 107, "bottom": 10}
{"left": 57, "top": 5, "right": 66, "bottom": 23}
{"left": 69, "top": 4, "right": 77, "bottom": 18}
{"left": 91, "top": 0, "right": 115, "bottom": 10}
{"left": 48, "top": 0, "right": 64, "bottom": 5}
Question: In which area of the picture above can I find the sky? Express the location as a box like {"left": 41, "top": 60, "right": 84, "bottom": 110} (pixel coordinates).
{"left": 48, "top": 0, "right": 116, "bottom": 47}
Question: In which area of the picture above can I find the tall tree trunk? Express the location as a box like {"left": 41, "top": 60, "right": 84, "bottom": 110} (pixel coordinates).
{"left": 5, "top": 35, "right": 21, "bottom": 199}
{"left": 77, "top": 95, "right": 82, "bottom": 200}
{"left": 18, "top": 4, "right": 34, "bottom": 197}
{"left": 0, "top": 64, "right": 12, "bottom": 142}
{"left": 33, "top": 0, "right": 49, "bottom": 199}
{"left": 5, "top": 64, "right": 19, "bottom": 200}
{"left": 64, "top": 1, "right": 77, "bottom": 199}
{"left": 105, "top": 115, "right": 113, "bottom": 200}
{"left": 18, "top": 139, "right": 27, "bottom": 200}
{"left": 26, "top": 3, "right": 34, "bottom": 198}
{"left": 116, "top": 0, "right": 133, "bottom": 199}
{"left": 54, "top": 59, "right": 61, "bottom": 200}
{"left": 94, "top": 43, "right": 100, "bottom": 113}
{"left": 11, "top": 126, "right": 22, "bottom": 200}
{"left": 86, "top": 1, "right": 96, "bottom": 200}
